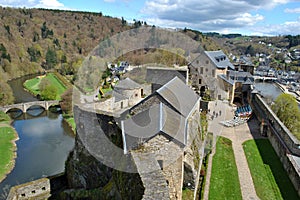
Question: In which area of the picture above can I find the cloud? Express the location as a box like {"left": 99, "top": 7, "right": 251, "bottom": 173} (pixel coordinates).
{"left": 248, "top": 17, "right": 300, "bottom": 36}
{"left": 285, "top": 7, "right": 300, "bottom": 13}
{"left": 35, "top": 0, "right": 64, "bottom": 8}
{"left": 142, "top": 0, "right": 296, "bottom": 35}
{"left": 0, "top": 0, "right": 67, "bottom": 9}
{"left": 142, "top": 0, "right": 266, "bottom": 32}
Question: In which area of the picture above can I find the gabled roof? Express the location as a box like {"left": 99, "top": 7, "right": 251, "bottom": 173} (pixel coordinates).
{"left": 114, "top": 77, "right": 141, "bottom": 90}
{"left": 156, "top": 76, "right": 199, "bottom": 117}
{"left": 123, "top": 103, "right": 186, "bottom": 151}
{"left": 205, "top": 50, "right": 234, "bottom": 70}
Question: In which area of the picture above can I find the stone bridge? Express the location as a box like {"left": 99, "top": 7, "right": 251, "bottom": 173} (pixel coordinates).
{"left": 253, "top": 76, "right": 277, "bottom": 81}
{"left": 0, "top": 100, "right": 60, "bottom": 113}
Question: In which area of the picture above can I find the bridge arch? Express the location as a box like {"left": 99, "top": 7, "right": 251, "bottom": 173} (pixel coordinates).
{"left": 0, "top": 100, "right": 60, "bottom": 114}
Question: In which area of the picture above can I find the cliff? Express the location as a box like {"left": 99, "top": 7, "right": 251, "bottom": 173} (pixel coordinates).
{"left": 60, "top": 106, "right": 144, "bottom": 199}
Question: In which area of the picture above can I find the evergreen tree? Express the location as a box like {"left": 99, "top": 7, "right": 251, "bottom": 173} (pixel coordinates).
{"left": 45, "top": 48, "right": 57, "bottom": 69}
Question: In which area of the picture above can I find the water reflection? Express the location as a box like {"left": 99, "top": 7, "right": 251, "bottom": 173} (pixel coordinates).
{"left": 0, "top": 112, "right": 75, "bottom": 199}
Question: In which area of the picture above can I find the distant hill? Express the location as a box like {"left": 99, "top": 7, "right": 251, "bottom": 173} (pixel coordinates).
{"left": 0, "top": 7, "right": 131, "bottom": 80}
{"left": 0, "top": 7, "right": 131, "bottom": 105}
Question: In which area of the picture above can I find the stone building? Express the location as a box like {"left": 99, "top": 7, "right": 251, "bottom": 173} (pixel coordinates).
{"left": 121, "top": 76, "right": 202, "bottom": 199}
{"left": 189, "top": 50, "right": 235, "bottom": 100}
{"left": 189, "top": 50, "right": 253, "bottom": 104}
{"left": 94, "top": 77, "right": 143, "bottom": 112}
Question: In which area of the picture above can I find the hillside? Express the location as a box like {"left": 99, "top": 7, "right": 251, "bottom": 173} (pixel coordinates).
{"left": 0, "top": 7, "right": 131, "bottom": 105}
{"left": 0, "top": 7, "right": 224, "bottom": 105}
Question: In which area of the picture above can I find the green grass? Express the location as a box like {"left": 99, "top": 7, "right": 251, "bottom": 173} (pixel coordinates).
{"left": 243, "top": 139, "right": 299, "bottom": 200}
{"left": 0, "top": 111, "right": 11, "bottom": 125}
{"left": 45, "top": 73, "right": 66, "bottom": 98}
{"left": 65, "top": 117, "right": 76, "bottom": 132}
{"left": 0, "top": 127, "right": 17, "bottom": 182}
{"left": 23, "top": 73, "right": 67, "bottom": 100}
{"left": 182, "top": 188, "right": 194, "bottom": 200}
{"left": 23, "top": 77, "right": 41, "bottom": 95}
{"left": 209, "top": 137, "right": 242, "bottom": 200}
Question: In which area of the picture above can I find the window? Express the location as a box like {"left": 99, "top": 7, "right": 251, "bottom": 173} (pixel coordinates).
{"left": 200, "top": 67, "right": 203, "bottom": 74}
{"left": 199, "top": 79, "right": 202, "bottom": 84}
{"left": 206, "top": 60, "right": 209, "bottom": 64}
{"left": 212, "top": 69, "right": 216, "bottom": 77}
{"left": 31, "top": 190, "right": 36, "bottom": 194}
{"left": 42, "top": 187, "right": 46, "bottom": 191}
{"left": 158, "top": 160, "right": 163, "bottom": 170}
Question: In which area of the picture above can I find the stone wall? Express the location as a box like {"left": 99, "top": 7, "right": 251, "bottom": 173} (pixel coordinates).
{"left": 7, "top": 178, "right": 51, "bottom": 200}
{"left": 251, "top": 93, "right": 300, "bottom": 196}
{"left": 62, "top": 106, "right": 145, "bottom": 199}
{"left": 133, "top": 134, "right": 184, "bottom": 199}
{"left": 251, "top": 94, "right": 300, "bottom": 155}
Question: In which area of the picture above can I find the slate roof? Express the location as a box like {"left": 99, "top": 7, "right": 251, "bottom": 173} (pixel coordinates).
{"left": 106, "top": 90, "right": 127, "bottom": 102}
{"left": 218, "top": 74, "right": 234, "bottom": 85}
{"left": 205, "top": 50, "right": 235, "bottom": 70}
{"left": 114, "top": 77, "right": 141, "bottom": 90}
{"left": 228, "top": 71, "right": 254, "bottom": 83}
{"left": 218, "top": 71, "right": 254, "bottom": 85}
{"left": 239, "top": 56, "right": 253, "bottom": 66}
{"left": 123, "top": 103, "right": 186, "bottom": 151}
{"left": 156, "top": 76, "right": 199, "bottom": 117}
{"left": 146, "top": 67, "right": 187, "bottom": 86}
{"left": 122, "top": 76, "right": 200, "bottom": 151}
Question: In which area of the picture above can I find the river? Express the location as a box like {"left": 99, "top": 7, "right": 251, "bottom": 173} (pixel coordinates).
{"left": 0, "top": 75, "right": 75, "bottom": 199}
{"left": 254, "top": 82, "right": 282, "bottom": 101}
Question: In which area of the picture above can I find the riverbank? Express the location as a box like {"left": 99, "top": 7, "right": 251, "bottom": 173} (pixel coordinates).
{"left": 63, "top": 115, "right": 76, "bottom": 135}
{"left": 0, "top": 112, "right": 19, "bottom": 183}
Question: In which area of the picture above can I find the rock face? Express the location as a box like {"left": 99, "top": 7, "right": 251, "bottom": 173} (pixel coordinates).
{"left": 65, "top": 135, "right": 113, "bottom": 189}
{"left": 62, "top": 106, "right": 145, "bottom": 199}
{"left": 62, "top": 105, "right": 204, "bottom": 199}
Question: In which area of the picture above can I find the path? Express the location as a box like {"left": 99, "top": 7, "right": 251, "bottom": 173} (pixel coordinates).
{"left": 203, "top": 100, "right": 263, "bottom": 200}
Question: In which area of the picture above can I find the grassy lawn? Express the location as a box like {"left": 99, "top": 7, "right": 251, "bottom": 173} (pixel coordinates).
{"left": 0, "top": 111, "right": 11, "bottom": 125}
{"left": 23, "top": 73, "right": 67, "bottom": 100}
{"left": 209, "top": 137, "right": 242, "bottom": 200}
{"left": 23, "top": 77, "right": 41, "bottom": 95}
{"left": 0, "top": 127, "right": 17, "bottom": 182}
{"left": 243, "top": 139, "right": 299, "bottom": 200}
{"left": 45, "top": 73, "right": 66, "bottom": 97}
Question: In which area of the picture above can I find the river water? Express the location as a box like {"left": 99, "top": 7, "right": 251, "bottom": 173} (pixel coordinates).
{"left": 254, "top": 82, "right": 282, "bottom": 101}
{"left": 0, "top": 75, "right": 75, "bottom": 199}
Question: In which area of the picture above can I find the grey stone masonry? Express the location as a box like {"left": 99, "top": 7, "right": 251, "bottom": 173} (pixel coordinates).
{"left": 7, "top": 178, "right": 51, "bottom": 200}
{"left": 132, "top": 152, "right": 170, "bottom": 200}
{"left": 0, "top": 100, "right": 59, "bottom": 113}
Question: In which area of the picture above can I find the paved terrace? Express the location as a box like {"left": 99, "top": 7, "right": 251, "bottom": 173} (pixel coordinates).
{"left": 203, "top": 100, "right": 264, "bottom": 200}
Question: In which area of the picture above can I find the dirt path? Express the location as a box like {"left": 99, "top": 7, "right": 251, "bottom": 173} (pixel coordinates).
{"left": 203, "top": 100, "right": 263, "bottom": 200}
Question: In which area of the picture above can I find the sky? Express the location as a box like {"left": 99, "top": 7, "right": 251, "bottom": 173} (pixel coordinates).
{"left": 1, "top": 0, "right": 300, "bottom": 36}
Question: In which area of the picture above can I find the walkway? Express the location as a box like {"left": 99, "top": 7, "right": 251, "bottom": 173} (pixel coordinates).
{"left": 203, "top": 100, "right": 264, "bottom": 200}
